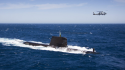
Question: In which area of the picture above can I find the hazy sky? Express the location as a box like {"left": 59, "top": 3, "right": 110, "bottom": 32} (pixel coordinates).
{"left": 0, "top": 0, "right": 125, "bottom": 23}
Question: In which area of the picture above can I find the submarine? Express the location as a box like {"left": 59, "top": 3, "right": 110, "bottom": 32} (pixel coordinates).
{"left": 23, "top": 32, "right": 97, "bottom": 54}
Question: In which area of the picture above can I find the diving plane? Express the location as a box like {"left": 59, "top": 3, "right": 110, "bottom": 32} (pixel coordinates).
{"left": 93, "top": 11, "right": 107, "bottom": 15}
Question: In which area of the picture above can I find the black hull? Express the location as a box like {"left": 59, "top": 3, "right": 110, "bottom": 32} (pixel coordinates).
{"left": 23, "top": 42, "right": 50, "bottom": 47}
{"left": 23, "top": 36, "right": 97, "bottom": 54}
{"left": 23, "top": 42, "right": 97, "bottom": 54}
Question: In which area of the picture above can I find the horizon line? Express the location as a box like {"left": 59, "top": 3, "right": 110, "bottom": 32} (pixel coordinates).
{"left": 0, "top": 23, "right": 125, "bottom": 24}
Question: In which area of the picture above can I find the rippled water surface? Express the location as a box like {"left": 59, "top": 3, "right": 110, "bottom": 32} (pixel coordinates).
{"left": 0, "top": 24, "right": 125, "bottom": 70}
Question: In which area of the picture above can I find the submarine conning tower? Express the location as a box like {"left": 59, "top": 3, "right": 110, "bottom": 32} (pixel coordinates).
{"left": 49, "top": 36, "right": 67, "bottom": 47}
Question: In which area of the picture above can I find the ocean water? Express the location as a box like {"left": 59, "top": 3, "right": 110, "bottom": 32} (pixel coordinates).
{"left": 0, "top": 24, "right": 125, "bottom": 70}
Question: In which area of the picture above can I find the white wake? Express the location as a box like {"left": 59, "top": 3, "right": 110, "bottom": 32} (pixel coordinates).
{"left": 0, "top": 38, "right": 93, "bottom": 54}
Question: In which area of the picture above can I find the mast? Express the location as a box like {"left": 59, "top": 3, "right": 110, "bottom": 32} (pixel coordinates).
{"left": 59, "top": 31, "right": 61, "bottom": 37}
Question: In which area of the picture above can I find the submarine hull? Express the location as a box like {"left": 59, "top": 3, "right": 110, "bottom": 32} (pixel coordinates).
{"left": 23, "top": 42, "right": 50, "bottom": 47}
{"left": 23, "top": 36, "right": 97, "bottom": 54}
{"left": 23, "top": 42, "right": 97, "bottom": 54}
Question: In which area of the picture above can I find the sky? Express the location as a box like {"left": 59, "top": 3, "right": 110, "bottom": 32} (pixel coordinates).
{"left": 0, "top": 0, "right": 125, "bottom": 24}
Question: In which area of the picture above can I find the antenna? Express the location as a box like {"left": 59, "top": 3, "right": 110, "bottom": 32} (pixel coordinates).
{"left": 59, "top": 31, "right": 61, "bottom": 37}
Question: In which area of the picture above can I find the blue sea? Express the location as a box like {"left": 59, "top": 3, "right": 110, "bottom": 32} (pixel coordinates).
{"left": 0, "top": 24, "right": 125, "bottom": 70}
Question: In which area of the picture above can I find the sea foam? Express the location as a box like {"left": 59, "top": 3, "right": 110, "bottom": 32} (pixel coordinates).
{"left": 0, "top": 38, "right": 93, "bottom": 54}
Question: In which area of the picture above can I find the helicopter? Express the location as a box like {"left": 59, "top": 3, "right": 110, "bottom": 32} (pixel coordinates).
{"left": 93, "top": 11, "right": 107, "bottom": 15}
